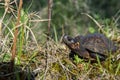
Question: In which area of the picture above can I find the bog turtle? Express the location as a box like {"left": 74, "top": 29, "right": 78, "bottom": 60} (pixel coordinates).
{"left": 63, "top": 33, "right": 117, "bottom": 61}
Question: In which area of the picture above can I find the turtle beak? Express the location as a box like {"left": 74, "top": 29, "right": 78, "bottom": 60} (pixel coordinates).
{"left": 62, "top": 35, "right": 74, "bottom": 44}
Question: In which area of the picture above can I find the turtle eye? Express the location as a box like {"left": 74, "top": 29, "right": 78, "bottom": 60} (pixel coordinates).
{"left": 68, "top": 38, "right": 74, "bottom": 43}
{"left": 63, "top": 35, "right": 75, "bottom": 44}
{"left": 64, "top": 35, "right": 74, "bottom": 43}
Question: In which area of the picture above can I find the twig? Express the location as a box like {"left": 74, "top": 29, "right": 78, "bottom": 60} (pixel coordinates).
{"left": 30, "top": 19, "right": 50, "bottom": 22}
{"left": 47, "top": 0, "right": 52, "bottom": 40}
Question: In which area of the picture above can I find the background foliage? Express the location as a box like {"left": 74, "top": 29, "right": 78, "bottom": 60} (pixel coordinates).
{"left": 22, "top": 0, "right": 120, "bottom": 40}
{"left": 1, "top": 0, "right": 120, "bottom": 41}
{"left": 0, "top": 0, "right": 120, "bottom": 80}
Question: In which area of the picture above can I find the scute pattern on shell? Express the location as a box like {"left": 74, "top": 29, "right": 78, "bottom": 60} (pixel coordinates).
{"left": 63, "top": 33, "right": 117, "bottom": 61}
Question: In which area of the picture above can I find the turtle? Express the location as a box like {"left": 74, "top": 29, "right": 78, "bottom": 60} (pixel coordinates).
{"left": 63, "top": 33, "right": 117, "bottom": 61}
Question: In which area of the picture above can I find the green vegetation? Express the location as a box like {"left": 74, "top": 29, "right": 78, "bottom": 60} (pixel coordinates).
{"left": 0, "top": 0, "right": 120, "bottom": 80}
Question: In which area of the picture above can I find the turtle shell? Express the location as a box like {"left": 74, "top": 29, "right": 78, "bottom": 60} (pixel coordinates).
{"left": 63, "top": 33, "right": 117, "bottom": 61}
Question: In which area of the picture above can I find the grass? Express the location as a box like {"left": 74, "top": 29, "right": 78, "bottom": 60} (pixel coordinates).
{"left": 1, "top": 31, "right": 120, "bottom": 80}
{"left": 0, "top": 0, "right": 120, "bottom": 80}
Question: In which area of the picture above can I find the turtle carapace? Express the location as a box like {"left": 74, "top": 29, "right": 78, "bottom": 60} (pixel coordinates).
{"left": 63, "top": 33, "right": 117, "bottom": 61}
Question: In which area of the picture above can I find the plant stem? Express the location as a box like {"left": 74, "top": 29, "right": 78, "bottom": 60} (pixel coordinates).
{"left": 11, "top": 0, "right": 23, "bottom": 71}
{"left": 47, "top": 0, "right": 52, "bottom": 40}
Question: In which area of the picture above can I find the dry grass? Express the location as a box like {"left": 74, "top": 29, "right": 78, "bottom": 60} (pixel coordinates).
{"left": 0, "top": 0, "right": 120, "bottom": 80}
{"left": 29, "top": 38, "right": 120, "bottom": 80}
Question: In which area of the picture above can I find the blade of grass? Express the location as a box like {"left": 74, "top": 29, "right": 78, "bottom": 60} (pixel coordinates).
{"left": 96, "top": 54, "right": 103, "bottom": 71}
{"left": 17, "top": 25, "right": 24, "bottom": 64}
{"left": 115, "top": 62, "right": 120, "bottom": 75}
{"left": 53, "top": 25, "right": 58, "bottom": 42}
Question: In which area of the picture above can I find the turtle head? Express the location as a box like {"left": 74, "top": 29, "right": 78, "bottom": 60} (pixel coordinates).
{"left": 62, "top": 35, "right": 80, "bottom": 50}
{"left": 63, "top": 35, "right": 91, "bottom": 59}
